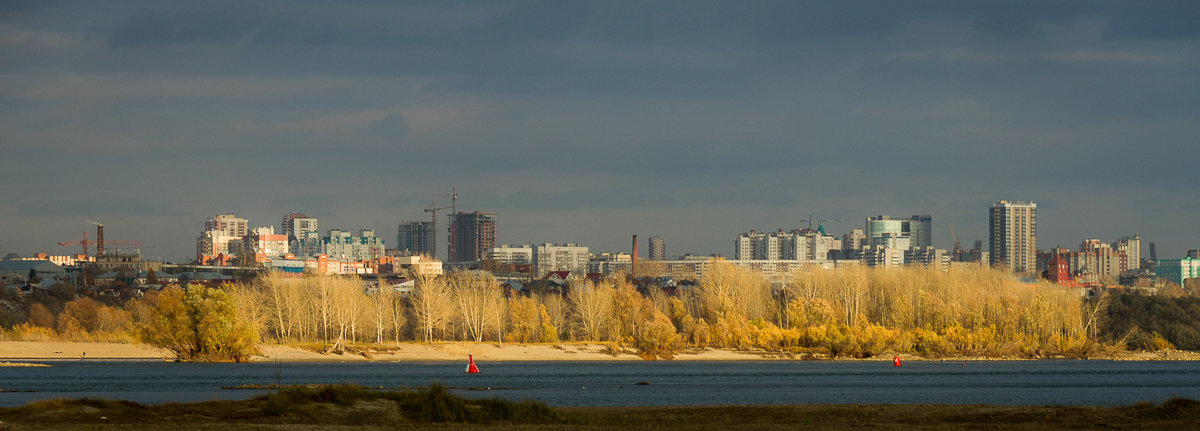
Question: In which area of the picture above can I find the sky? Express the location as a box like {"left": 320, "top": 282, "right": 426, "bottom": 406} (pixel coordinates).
{"left": 2, "top": 1, "right": 1198, "bottom": 262}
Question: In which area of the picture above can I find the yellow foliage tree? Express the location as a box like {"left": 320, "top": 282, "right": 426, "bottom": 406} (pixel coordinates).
{"left": 136, "top": 284, "right": 259, "bottom": 362}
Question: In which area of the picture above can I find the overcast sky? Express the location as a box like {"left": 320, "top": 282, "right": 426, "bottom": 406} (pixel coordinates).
{"left": 2, "top": 1, "right": 1197, "bottom": 262}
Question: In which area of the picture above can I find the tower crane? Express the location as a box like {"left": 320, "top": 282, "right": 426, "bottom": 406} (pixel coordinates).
{"left": 424, "top": 198, "right": 454, "bottom": 260}
{"left": 57, "top": 232, "right": 143, "bottom": 257}
{"left": 433, "top": 187, "right": 458, "bottom": 216}
{"left": 948, "top": 221, "right": 962, "bottom": 254}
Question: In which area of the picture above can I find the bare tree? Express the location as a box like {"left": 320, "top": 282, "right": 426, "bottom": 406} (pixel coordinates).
{"left": 698, "top": 260, "right": 771, "bottom": 323}
{"left": 449, "top": 271, "right": 504, "bottom": 343}
{"left": 411, "top": 274, "right": 452, "bottom": 342}
{"left": 327, "top": 276, "right": 362, "bottom": 351}
{"left": 569, "top": 280, "right": 614, "bottom": 341}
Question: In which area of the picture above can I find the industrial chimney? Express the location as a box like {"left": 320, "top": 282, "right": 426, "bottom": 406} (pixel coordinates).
{"left": 631, "top": 234, "right": 638, "bottom": 277}
{"left": 96, "top": 224, "right": 105, "bottom": 257}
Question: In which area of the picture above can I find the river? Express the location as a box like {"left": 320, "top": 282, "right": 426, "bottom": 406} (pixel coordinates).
{"left": 2, "top": 360, "right": 1198, "bottom": 407}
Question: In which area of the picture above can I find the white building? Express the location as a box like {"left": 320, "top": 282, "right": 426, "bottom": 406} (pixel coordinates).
{"left": 391, "top": 255, "right": 443, "bottom": 277}
{"left": 735, "top": 229, "right": 839, "bottom": 263}
{"left": 533, "top": 243, "right": 589, "bottom": 276}
{"left": 486, "top": 244, "right": 533, "bottom": 265}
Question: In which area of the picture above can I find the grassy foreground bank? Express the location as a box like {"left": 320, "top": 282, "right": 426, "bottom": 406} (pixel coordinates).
{"left": 2, "top": 384, "right": 1198, "bottom": 430}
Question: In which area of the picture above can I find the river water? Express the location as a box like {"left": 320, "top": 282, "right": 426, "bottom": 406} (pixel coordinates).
{"left": 1, "top": 360, "right": 1198, "bottom": 407}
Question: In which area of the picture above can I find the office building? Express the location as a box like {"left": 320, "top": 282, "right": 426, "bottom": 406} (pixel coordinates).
{"left": 1156, "top": 258, "right": 1200, "bottom": 287}
{"left": 989, "top": 201, "right": 1037, "bottom": 273}
{"left": 448, "top": 211, "right": 496, "bottom": 263}
{"left": 865, "top": 215, "right": 932, "bottom": 248}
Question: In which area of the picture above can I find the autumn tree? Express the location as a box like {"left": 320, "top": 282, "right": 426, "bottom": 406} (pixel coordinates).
{"left": 136, "top": 284, "right": 258, "bottom": 362}
{"left": 507, "top": 296, "right": 541, "bottom": 343}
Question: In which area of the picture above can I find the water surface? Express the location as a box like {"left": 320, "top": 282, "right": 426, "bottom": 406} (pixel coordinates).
{"left": 1, "top": 360, "right": 1197, "bottom": 407}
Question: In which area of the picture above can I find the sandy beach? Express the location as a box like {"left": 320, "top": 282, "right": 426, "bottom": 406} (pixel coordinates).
{"left": 0, "top": 341, "right": 768, "bottom": 362}
{"left": 2, "top": 340, "right": 1197, "bottom": 362}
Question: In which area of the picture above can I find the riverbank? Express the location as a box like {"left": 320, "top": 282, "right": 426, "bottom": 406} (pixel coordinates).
{"left": 2, "top": 340, "right": 1198, "bottom": 362}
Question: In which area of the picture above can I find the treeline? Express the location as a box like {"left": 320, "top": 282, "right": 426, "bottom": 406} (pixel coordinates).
{"left": 1098, "top": 293, "right": 1200, "bottom": 351}
{"left": 1, "top": 263, "right": 1148, "bottom": 359}
{"left": 222, "top": 263, "right": 1101, "bottom": 359}
{"left": 0, "top": 284, "right": 148, "bottom": 342}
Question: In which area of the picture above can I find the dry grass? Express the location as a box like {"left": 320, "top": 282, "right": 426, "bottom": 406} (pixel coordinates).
{"left": 1, "top": 385, "right": 1197, "bottom": 430}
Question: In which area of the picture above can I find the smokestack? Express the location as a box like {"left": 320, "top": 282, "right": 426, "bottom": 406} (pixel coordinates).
{"left": 631, "top": 234, "right": 638, "bottom": 277}
{"left": 96, "top": 224, "right": 105, "bottom": 257}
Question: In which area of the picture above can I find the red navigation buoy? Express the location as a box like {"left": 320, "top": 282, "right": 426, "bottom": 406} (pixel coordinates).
{"left": 893, "top": 355, "right": 902, "bottom": 367}
{"left": 466, "top": 354, "right": 480, "bottom": 374}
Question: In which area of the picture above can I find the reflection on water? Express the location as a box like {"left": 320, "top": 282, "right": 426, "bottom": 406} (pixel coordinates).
{"left": 1, "top": 360, "right": 1198, "bottom": 407}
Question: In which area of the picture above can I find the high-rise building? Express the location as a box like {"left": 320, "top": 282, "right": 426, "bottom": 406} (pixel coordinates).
{"left": 649, "top": 236, "right": 666, "bottom": 260}
{"left": 281, "top": 213, "right": 318, "bottom": 242}
{"left": 1113, "top": 234, "right": 1141, "bottom": 272}
{"left": 448, "top": 211, "right": 496, "bottom": 263}
{"left": 197, "top": 213, "right": 249, "bottom": 259}
{"left": 842, "top": 229, "right": 867, "bottom": 251}
{"left": 397, "top": 221, "right": 435, "bottom": 257}
{"left": 206, "top": 213, "right": 248, "bottom": 237}
{"left": 989, "top": 200, "right": 1037, "bottom": 273}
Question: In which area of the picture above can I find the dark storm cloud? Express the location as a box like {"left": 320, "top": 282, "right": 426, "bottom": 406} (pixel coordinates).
{"left": 367, "top": 113, "right": 409, "bottom": 141}
{"left": 1, "top": 0, "right": 1198, "bottom": 259}
{"left": 108, "top": 6, "right": 265, "bottom": 48}
{"left": 19, "top": 197, "right": 182, "bottom": 218}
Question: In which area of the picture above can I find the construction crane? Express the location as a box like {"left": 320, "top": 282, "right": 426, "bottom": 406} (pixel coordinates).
{"left": 424, "top": 196, "right": 455, "bottom": 260}
{"left": 806, "top": 215, "right": 846, "bottom": 231}
{"left": 948, "top": 221, "right": 961, "bottom": 254}
{"left": 57, "top": 231, "right": 143, "bottom": 257}
{"left": 433, "top": 187, "right": 458, "bottom": 218}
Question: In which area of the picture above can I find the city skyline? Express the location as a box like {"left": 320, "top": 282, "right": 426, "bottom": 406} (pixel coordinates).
{"left": 2, "top": 1, "right": 1197, "bottom": 261}
{"left": 7, "top": 204, "right": 1165, "bottom": 265}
